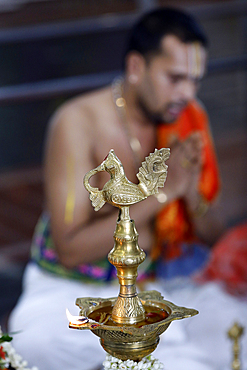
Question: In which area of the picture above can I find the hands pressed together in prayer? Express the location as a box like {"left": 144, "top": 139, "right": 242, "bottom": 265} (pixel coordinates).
{"left": 164, "top": 132, "right": 204, "bottom": 211}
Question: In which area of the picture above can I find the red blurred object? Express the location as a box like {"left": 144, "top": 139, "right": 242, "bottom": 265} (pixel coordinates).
{"left": 195, "top": 222, "right": 247, "bottom": 296}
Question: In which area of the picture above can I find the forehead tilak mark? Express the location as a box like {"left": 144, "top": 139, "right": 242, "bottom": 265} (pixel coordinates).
{"left": 188, "top": 42, "right": 204, "bottom": 79}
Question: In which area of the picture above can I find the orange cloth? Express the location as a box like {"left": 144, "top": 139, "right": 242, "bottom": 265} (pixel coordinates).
{"left": 152, "top": 100, "right": 220, "bottom": 261}
{"left": 195, "top": 222, "right": 247, "bottom": 296}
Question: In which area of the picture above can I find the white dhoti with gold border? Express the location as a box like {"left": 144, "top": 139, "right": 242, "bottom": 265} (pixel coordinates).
{"left": 9, "top": 263, "right": 247, "bottom": 370}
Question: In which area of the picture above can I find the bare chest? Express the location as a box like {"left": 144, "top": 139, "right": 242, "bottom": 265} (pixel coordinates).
{"left": 93, "top": 117, "right": 156, "bottom": 187}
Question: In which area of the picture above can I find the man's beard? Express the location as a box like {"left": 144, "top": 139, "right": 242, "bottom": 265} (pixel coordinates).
{"left": 137, "top": 98, "right": 164, "bottom": 125}
{"left": 137, "top": 98, "right": 187, "bottom": 125}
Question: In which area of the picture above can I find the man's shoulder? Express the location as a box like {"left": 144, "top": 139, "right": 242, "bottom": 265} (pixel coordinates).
{"left": 50, "top": 85, "right": 112, "bottom": 130}
{"left": 59, "top": 86, "right": 110, "bottom": 116}
{"left": 74, "top": 85, "right": 111, "bottom": 107}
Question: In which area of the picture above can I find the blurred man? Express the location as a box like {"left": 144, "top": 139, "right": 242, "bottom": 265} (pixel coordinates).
{"left": 9, "top": 8, "right": 233, "bottom": 370}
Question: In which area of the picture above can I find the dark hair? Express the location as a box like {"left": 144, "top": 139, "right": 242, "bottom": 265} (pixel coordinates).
{"left": 124, "top": 7, "right": 208, "bottom": 60}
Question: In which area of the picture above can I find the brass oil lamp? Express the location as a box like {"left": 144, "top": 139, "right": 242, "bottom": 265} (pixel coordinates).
{"left": 67, "top": 148, "right": 198, "bottom": 361}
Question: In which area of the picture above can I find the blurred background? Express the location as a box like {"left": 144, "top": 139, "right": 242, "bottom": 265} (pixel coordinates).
{"left": 0, "top": 0, "right": 246, "bottom": 329}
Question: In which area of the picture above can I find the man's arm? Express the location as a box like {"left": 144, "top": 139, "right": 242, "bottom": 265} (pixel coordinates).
{"left": 44, "top": 101, "right": 122, "bottom": 268}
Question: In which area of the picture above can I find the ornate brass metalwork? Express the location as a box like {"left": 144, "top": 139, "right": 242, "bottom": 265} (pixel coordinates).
{"left": 83, "top": 148, "right": 170, "bottom": 211}
{"left": 68, "top": 148, "right": 199, "bottom": 361}
{"left": 69, "top": 291, "right": 198, "bottom": 361}
{"left": 228, "top": 322, "right": 244, "bottom": 370}
{"left": 83, "top": 148, "right": 169, "bottom": 324}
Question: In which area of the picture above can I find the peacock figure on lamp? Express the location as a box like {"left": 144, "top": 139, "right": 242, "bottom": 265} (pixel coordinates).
{"left": 67, "top": 148, "right": 198, "bottom": 362}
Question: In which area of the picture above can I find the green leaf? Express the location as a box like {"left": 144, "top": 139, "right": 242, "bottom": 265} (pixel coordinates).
{"left": 0, "top": 334, "right": 13, "bottom": 343}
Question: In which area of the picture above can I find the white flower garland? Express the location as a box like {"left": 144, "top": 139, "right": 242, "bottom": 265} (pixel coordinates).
{"left": 103, "top": 354, "right": 164, "bottom": 370}
{"left": 0, "top": 327, "right": 38, "bottom": 370}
